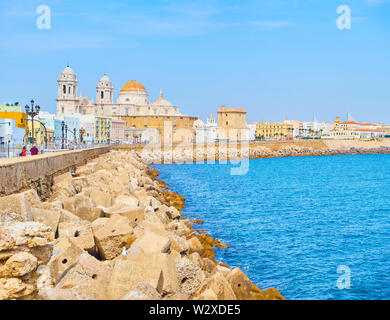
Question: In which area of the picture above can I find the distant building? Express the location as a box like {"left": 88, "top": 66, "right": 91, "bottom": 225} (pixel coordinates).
{"left": 111, "top": 119, "right": 125, "bottom": 143}
{"left": 95, "top": 116, "right": 111, "bottom": 144}
{"left": 216, "top": 105, "right": 248, "bottom": 141}
{"left": 330, "top": 116, "right": 385, "bottom": 139}
{"left": 194, "top": 114, "right": 218, "bottom": 143}
{"left": 56, "top": 66, "right": 197, "bottom": 145}
{"left": 256, "top": 119, "right": 294, "bottom": 140}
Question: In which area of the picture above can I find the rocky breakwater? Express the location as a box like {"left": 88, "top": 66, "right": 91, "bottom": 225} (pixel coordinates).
{"left": 0, "top": 150, "right": 285, "bottom": 300}
{"left": 138, "top": 140, "right": 390, "bottom": 164}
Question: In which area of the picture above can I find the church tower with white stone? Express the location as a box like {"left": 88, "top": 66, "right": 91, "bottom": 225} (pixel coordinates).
{"left": 96, "top": 74, "right": 114, "bottom": 105}
{"left": 56, "top": 66, "right": 80, "bottom": 115}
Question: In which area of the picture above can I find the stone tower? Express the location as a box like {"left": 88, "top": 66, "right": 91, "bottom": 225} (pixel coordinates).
{"left": 96, "top": 74, "right": 114, "bottom": 105}
{"left": 56, "top": 66, "right": 79, "bottom": 115}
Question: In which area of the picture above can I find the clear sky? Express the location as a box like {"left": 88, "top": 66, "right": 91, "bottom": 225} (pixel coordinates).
{"left": 0, "top": 0, "right": 389, "bottom": 124}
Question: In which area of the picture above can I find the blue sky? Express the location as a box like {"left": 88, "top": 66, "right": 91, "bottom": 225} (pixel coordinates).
{"left": 0, "top": 0, "right": 389, "bottom": 123}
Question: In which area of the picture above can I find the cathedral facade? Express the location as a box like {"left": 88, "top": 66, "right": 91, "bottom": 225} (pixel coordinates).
{"left": 56, "top": 66, "right": 197, "bottom": 144}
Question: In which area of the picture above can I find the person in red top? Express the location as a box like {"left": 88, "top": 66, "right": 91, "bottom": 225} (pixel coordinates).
{"left": 30, "top": 145, "right": 39, "bottom": 155}
{"left": 20, "top": 146, "right": 27, "bottom": 157}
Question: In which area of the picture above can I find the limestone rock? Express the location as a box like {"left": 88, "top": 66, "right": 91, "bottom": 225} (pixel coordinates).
{"left": 48, "top": 236, "right": 84, "bottom": 284}
{"left": 91, "top": 217, "right": 109, "bottom": 234}
{"left": 22, "top": 189, "right": 43, "bottom": 208}
{"left": 121, "top": 282, "right": 161, "bottom": 300}
{"left": 0, "top": 193, "right": 33, "bottom": 222}
{"left": 31, "top": 208, "right": 60, "bottom": 234}
{"left": 0, "top": 278, "right": 34, "bottom": 300}
{"left": 55, "top": 252, "right": 112, "bottom": 300}
{"left": 102, "top": 204, "right": 144, "bottom": 226}
{"left": 168, "top": 233, "right": 189, "bottom": 255}
{"left": 225, "top": 268, "right": 253, "bottom": 300}
{"left": 187, "top": 237, "right": 205, "bottom": 257}
{"left": 194, "top": 272, "right": 236, "bottom": 300}
{"left": 93, "top": 214, "right": 134, "bottom": 260}
{"left": 82, "top": 187, "right": 112, "bottom": 208}
{"left": 168, "top": 221, "right": 191, "bottom": 237}
{"left": 63, "top": 194, "right": 103, "bottom": 222}
{"left": 107, "top": 254, "right": 164, "bottom": 299}
{"left": 0, "top": 252, "right": 38, "bottom": 277}
{"left": 0, "top": 221, "right": 53, "bottom": 252}
{"left": 202, "top": 258, "right": 217, "bottom": 275}
{"left": 114, "top": 195, "right": 139, "bottom": 208}
{"left": 175, "top": 257, "right": 206, "bottom": 295}
{"left": 193, "top": 288, "right": 218, "bottom": 300}
{"left": 58, "top": 221, "right": 96, "bottom": 254}
{"left": 131, "top": 230, "right": 170, "bottom": 254}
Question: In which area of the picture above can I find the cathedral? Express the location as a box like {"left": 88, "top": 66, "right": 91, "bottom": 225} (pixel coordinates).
{"left": 56, "top": 66, "right": 197, "bottom": 144}
{"left": 56, "top": 66, "right": 182, "bottom": 118}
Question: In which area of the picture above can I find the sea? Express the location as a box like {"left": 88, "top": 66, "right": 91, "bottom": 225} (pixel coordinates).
{"left": 152, "top": 154, "right": 390, "bottom": 300}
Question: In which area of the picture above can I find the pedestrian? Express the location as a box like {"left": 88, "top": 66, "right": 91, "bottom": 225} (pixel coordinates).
{"left": 20, "top": 146, "right": 27, "bottom": 157}
{"left": 30, "top": 145, "right": 39, "bottom": 155}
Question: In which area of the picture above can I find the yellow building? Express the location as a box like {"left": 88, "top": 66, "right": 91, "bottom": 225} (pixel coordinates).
{"left": 330, "top": 117, "right": 360, "bottom": 139}
{"left": 256, "top": 119, "right": 294, "bottom": 139}
{"left": 216, "top": 105, "right": 248, "bottom": 141}
{"left": 95, "top": 116, "right": 111, "bottom": 144}
{"left": 27, "top": 119, "right": 54, "bottom": 147}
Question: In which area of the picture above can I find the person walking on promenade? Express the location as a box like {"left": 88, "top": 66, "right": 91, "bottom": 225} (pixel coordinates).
{"left": 20, "top": 146, "right": 27, "bottom": 157}
{"left": 30, "top": 145, "right": 39, "bottom": 155}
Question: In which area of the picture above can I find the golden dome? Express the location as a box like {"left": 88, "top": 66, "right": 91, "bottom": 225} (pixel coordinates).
{"left": 120, "top": 81, "right": 146, "bottom": 92}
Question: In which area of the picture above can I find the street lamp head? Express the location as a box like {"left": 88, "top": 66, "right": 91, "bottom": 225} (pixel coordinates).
{"left": 25, "top": 105, "right": 30, "bottom": 113}
{"left": 36, "top": 105, "right": 40, "bottom": 113}
{"left": 30, "top": 100, "right": 34, "bottom": 107}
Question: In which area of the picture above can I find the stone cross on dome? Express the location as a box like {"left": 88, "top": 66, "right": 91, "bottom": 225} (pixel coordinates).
{"left": 160, "top": 89, "right": 163, "bottom": 98}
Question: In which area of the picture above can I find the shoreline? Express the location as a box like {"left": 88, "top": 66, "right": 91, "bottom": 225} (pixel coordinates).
{"left": 132, "top": 139, "right": 390, "bottom": 164}
{"left": 0, "top": 150, "right": 285, "bottom": 300}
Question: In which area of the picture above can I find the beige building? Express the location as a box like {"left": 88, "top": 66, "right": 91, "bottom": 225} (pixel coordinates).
{"left": 216, "top": 105, "right": 248, "bottom": 141}
{"left": 110, "top": 119, "right": 125, "bottom": 143}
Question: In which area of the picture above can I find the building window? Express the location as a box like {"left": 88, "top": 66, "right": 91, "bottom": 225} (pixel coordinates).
{"left": 63, "top": 85, "right": 66, "bottom": 94}
{"left": 101, "top": 91, "right": 104, "bottom": 99}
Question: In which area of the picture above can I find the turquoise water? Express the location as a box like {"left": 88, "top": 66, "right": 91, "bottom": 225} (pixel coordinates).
{"left": 152, "top": 154, "right": 390, "bottom": 300}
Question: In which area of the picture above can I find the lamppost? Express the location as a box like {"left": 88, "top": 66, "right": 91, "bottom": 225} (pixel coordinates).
{"left": 61, "top": 121, "right": 65, "bottom": 149}
{"left": 25, "top": 100, "right": 40, "bottom": 145}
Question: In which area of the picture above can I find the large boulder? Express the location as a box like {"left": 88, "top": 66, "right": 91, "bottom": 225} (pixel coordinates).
{"left": 31, "top": 208, "right": 60, "bottom": 234}
{"left": 107, "top": 252, "right": 177, "bottom": 299}
{"left": 101, "top": 204, "right": 144, "bottom": 226}
{"left": 175, "top": 257, "right": 206, "bottom": 295}
{"left": 225, "top": 268, "right": 253, "bottom": 300}
{"left": 63, "top": 194, "right": 103, "bottom": 222}
{"left": 22, "top": 189, "right": 43, "bottom": 208}
{"left": 93, "top": 214, "right": 134, "bottom": 260}
{"left": 0, "top": 278, "right": 34, "bottom": 300}
{"left": 0, "top": 193, "right": 33, "bottom": 222}
{"left": 194, "top": 272, "right": 236, "bottom": 300}
{"left": 0, "top": 252, "right": 38, "bottom": 277}
{"left": 58, "top": 221, "right": 96, "bottom": 255}
{"left": 48, "top": 236, "right": 84, "bottom": 284}
{"left": 54, "top": 253, "right": 112, "bottom": 300}
{"left": 82, "top": 187, "right": 112, "bottom": 208}
{"left": 121, "top": 282, "right": 161, "bottom": 300}
{"left": 131, "top": 230, "right": 171, "bottom": 254}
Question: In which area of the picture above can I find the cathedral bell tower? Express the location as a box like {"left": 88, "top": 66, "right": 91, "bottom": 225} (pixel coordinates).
{"left": 56, "top": 66, "right": 79, "bottom": 115}
{"left": 96, "top": 74, "right": 114, "bottom": 105}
